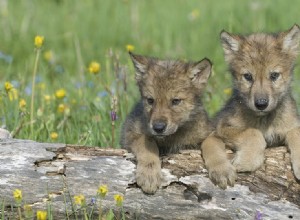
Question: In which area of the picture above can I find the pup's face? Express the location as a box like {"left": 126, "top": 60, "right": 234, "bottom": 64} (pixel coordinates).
{"left": 130, "top": 53, "right": 211, "bottom": 136}
{"left": 221, "top": 25, "right": 300, "bottom": 115}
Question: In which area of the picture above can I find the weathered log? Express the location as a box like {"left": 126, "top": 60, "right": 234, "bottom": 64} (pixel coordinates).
{"left": 0, "top": 139, "right": 299, "bottom": 219}
{"left": 162, "top": 147, "right": 300, "bottom": 206}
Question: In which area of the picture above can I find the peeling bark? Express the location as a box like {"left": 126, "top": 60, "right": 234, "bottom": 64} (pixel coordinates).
{"left": 162, "top": 146, "right": 300, "bottom": 206}
{"left": 1, "top": 139, "right": 299, "bottom": 219}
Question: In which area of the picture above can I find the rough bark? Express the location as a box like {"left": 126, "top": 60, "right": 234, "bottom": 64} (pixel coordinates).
{"left": 0, "top": 139, "right": 299, "bottom": 220}
{"left": 162, "top": 147, "right": 300, "bottom": 206}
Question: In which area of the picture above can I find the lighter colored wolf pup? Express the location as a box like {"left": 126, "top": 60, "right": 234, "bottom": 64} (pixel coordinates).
{"left": 202, "top": 24, "right": 300, "bottom": 189}
{"left": 121, "top": 53, "right": 213, "bottom": 194}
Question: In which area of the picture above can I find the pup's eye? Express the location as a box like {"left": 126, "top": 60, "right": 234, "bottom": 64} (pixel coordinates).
{"left": 171, "top": 98, "right": 182, "bottom": 106}
{"left": 146, "top": 98, "right": 154, "bottom": 105}
{"left": 270, "top": 72, "right": 280, "bottom": 81}
{"left": 243, "top": 73, "right": 253, "bottom": 82}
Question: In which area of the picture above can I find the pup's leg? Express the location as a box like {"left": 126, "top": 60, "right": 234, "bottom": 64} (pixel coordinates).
{"left": 201, "top": 133, "right": 237, "bottom": 189}
{"left": 286, "top": 127, "right": 300, "bottom": 180}
{"left": 232, "top": 128, "right": 266, "bottom": 172}
{"left": 130, "top": 135, "right": 161, "bottom": 194}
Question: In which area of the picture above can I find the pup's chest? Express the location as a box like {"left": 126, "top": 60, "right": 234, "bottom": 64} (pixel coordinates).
{"left": 257, "top": 119, "right": 297, "bottom": 146}
{"left": 156, "top": 134, "right": 199, "bottom": 153}
{"left": 262, "top": 127, "right": 284, "bottom": 147}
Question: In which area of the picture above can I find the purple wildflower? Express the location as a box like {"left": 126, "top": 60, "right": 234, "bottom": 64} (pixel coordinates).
{"left": 255, "top": 210, "right": 263, "bottom": 220}
{"left": 90, "top": 197, "right": 96, "bottom": 205}
{"left": 110, "top": 111, "right": 117, "bottom": 121}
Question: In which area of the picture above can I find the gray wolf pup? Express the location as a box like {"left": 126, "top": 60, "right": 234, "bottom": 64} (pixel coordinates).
{"left": 121, "top": 53, "right": 213, "bottom": 194}
{"left": 202, "top": 24, "right": 300, "bottom": 189}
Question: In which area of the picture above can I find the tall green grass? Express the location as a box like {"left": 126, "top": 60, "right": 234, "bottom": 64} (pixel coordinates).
{"left": 1, "top": 0, "right": 300, "bottom": 147}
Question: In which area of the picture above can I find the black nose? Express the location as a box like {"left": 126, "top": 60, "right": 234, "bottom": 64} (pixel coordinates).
{"left": 152, "top": 121, "right": 167, "bottom": 134}
{"left": 255, "top": 98, "right": 269, "bottom": 110}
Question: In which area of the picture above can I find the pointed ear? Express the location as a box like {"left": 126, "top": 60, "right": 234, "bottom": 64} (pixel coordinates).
{"left": 220, "top": 30, "right": 240, "bottom": 57}
{"left": 282, "top": 24, "right": 300, "bottom": 56}
{"left": 189, "top": 58, "right": 212, "bottom": 88}
{"left": 129, "top": 52, "right": 149, "bottom": 81}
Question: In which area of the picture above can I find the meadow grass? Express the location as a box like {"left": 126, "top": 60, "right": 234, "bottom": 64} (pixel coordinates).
{"left": 1, "top": 0, "right": 300, "bottom": 147}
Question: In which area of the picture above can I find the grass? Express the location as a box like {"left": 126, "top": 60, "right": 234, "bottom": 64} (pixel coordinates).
{"left": 1, "top": 0, "right": 300, "bottom": 147}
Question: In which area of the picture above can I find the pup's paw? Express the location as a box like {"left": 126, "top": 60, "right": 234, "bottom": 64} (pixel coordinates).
{"left": 208, "top": 161, "right": 237, "bottom": 189}
{"left": 232, "top": 151, "right": 264, "bottom": 172}
{"left": 136, "top": 163, "right": 162, "bottom": 194}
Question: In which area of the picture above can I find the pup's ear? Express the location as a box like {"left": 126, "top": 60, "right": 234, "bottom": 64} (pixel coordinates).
{"left": 220, "top": 30, "right": 240, "bottom": 60}
{"left": 189, "top": 58, "right": 212, "bottom": 88}
{"left": 282, "top": 24, "right": 300, "bottom": 56}
{"left": 129, "top": 52, "right": 148, "bottom": 81}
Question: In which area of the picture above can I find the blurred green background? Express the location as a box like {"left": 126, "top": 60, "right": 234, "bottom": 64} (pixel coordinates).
{"left": 1, "top": 0, "right": 300, "bottom": 147}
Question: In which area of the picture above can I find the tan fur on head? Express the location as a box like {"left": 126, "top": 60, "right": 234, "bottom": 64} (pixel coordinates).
{"left": 220, "top": 25, "right": 300, "bottom": 114}
{"left": 282, "top": 24, "right": 300, "bottom": 56}
{"left": 130, "top": 53, "right": 212, "bottom": 136}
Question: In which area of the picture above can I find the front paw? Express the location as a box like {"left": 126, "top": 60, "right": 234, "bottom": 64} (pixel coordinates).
{"left": 136, "top": 163, "right": 162, "bottom": 194}
{"left": 208, "top": 161, "right": 237, "bottom": 189}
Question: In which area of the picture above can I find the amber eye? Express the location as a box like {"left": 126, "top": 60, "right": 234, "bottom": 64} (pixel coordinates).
{"left": 243, "top": 73, "right": 253, "bottom": 82}
{"left": 171, "top": 98, "right": 182, "bottom": 106}
{"left": 146, "top": 98, "right": 154, "bottom": 105}
{"left": 270, "top": 72, "right": 280, "bottom": 82}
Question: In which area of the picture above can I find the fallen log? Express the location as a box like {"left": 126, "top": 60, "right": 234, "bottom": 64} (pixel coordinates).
{"left": 0, "top": 139, "right": 299, "bottom": 219}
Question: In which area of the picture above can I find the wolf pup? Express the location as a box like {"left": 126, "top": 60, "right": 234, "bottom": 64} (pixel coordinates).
{"left": 201, "top": 24, "right": 300, "bottom": 189}
{"left": 121, "top": 53, "right": 213, "bottom": 194}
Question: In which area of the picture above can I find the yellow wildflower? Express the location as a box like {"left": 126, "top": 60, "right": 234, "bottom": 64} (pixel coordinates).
{"left": 50, "top": 132, "right": 58, "bottom": 140}
{"left": 19, "top": 99, "right": 26, "bottom": 109}
{"left": 114, "top": 194, "right": 124, "bottom": 207}
{"left": 8, "top": 88, "right": 18, "bottom": 101}
{"left": 4, "top": 81, "right": 13, "bottom": 92}
{"left": 64, "top": 107, "right": 70, "bottom": 116}
{"left": 44, "top": 94, "right": 51, "bottom": 102}
{"left": 13, "top": 189, "right": 22, "bottom": 203}
{"left": 34, "top": 35, "right": 44, "bottom": 48}
{"left": 5, "top": 82, "right": 18, "bottom": 101}
{"left": 24, "top": 204, "right": 33, "bottom": 218}
{"left": 36, "top": 210, "right": 47, "bottom": 220}
{"left": 191, "top": 9, "right": 200, "bottom": 18}
{"left": 24, "top": 204, "right": 32, "bottom": 212}
{"left": 57, "top": 103, "right": 66, "bottom": 113}
{"left": 43, "top": 50, "right": 54, "bottom": 62}
{"left": 88, "top": 61, "right": 101, "bottom": 74}
{"left": 224, "top": 88, "right": 233, "bottom": 96}
{"left": 71, "top": 98, "right": 77, "bottom": 104}
{"left": 97, "top": 185, "right": 108, "bottom": 198}
{"left": 188, "top": 9, "right": 200, "bottom": 21}
{"left": 37, "top": 82, "right": 46, "bottom": 90}
{"left": 74, "top": 194, "right": 86, "bottom": 206}
{"left": 55, "top": 89, "right": 66, "bottom": 99}
{"left": 126, "top": 44, "right": 135, "bottom": 52}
